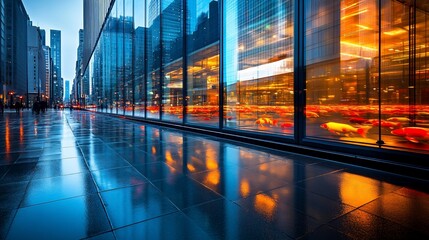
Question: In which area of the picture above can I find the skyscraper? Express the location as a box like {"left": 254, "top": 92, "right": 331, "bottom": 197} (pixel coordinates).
{"left": 50, "top": 29, "right": 62, "bottom": 104}
{"left": 5, "top": 0, "right": 29, "bottom": 105}
{"left": 43, "top": 45, "right": 51, "bottom": 102}
{"left": 27, "top": 21, "right": 44, "bottom": 106}
{"left": 0, "top": 0, "right": 5, "bottom": 104}
{"left": 40, "top": 29, "right": 46, "bottom": 46}
{"left": 64, "top": 80, "right": 69, "bottom": 103}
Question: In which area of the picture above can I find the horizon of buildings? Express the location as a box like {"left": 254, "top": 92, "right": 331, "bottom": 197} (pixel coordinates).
{"left": 0, "top": 0, "right": 64, "bottom": 108}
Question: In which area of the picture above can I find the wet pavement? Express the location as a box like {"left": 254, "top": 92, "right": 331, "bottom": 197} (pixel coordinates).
{"left": 0, "top": 110, "right": 428, "bottom": 240}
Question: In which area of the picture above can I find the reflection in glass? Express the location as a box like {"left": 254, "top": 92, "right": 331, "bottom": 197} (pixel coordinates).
{"left": 147, "top": 0, "right": 161, "bottom": 119}
{"left": 224, "top": 0, "right": 295, "bottom": 134}
{"left": 186, "top": 0, "right": 220, "bottom": 126}
{"left": 305, "top": 0, "right": 429, "bottom": 152}
{"left": 134, "top": 0, "right": 146, "bottom": 118}
{"left": 161, "top": 0, "right": 184, "bottom": 122}
{"left": 117, "top": 0, "right": 125, "bottom": 115}
{"left": 124, "top": 0, "right": 134, "bottom": 116}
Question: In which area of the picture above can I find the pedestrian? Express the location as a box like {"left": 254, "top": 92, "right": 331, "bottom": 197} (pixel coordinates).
{"left": 15, "top": 101, "right": 21, "bottom": 113}
{"left": 0, "top": 101, "right": 4, "bottom": 114}
{"left": 34, "top": 101, "right": 40, "bottom": 114}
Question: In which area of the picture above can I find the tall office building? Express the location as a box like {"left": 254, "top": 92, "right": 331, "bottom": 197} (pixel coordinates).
{"left": 0, "top": 0, "right": 5, "bottom": 104}
{"left": 64, "top": 80, "right": 70, "bottom": 103}
{"left": 50, "top": 29, "right": 62, "bottom": 104}
{"left": 40, "top": 29, "right": 46, "bottom": 46}
{"left": 43, "top": 45, "right": 52, "bottom": 102}
{"left": 27, "top": 21, "right": 45, "bottom": 106}
{"left": 71, "top": 29, "right": 84, "bottom": 104}
{"left": 5, "top": 0, "right": 29, "bottom": 105}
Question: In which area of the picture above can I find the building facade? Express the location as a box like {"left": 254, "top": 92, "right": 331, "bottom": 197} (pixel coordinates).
{"left": 5, "top": 0, "right": 29, "bottom": 106}
{"left": 42, "top": 45, "right": 52, "bottom": 103}
{"left": 0, "top": 0, "right": 5, "bottom": 104}
{"left": 64, "top": 80, "right": 69, "bottom": 103}
{"left": 50, "top": 29, "right": 62, "bottom": 104}
{"left": 72, "top": 29, "right": 84, "bottom": 105}
{"left": 27, "top": 21, "right": 45, "bottom": 106}
{"left": 83, "top": 0, "right": 429, "bottom": 170}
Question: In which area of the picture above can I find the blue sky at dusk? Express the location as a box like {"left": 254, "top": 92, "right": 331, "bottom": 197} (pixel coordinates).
{"left": 22, "top": 0, "right": 83, "bottom": 86}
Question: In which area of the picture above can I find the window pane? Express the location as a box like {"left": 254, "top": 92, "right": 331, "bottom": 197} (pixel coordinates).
{"left": 161, "top": 0, "right": 184, "bottom": 122}
{"left": 305, "top": 0, "right": 429, "bottom": 153}
{"left": 134, "top": 0, "right": 146, "bottom": 118}
{"left": 147, "top": 0, "right": 161, "bottom": 119}
{"left": 305, "top": 0, "right": 380, "bottom": 144}
{"left": 117, "top": 0, "right": 125, "bottom": 115}
{"left": 186, "top": 0, "right": 220, "bottom": 126}
{"left": 224, "top": 0, "right": 295, "bottom": 134}
{"left": 381, "top": 1, "right": 429, "bottom": 152}
{"left": 124, "top": 0, "right": 134, "bottom": 116}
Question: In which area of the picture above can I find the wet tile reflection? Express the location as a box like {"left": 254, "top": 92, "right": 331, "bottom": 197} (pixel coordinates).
{"left": 0, "top": 111, "right": 428, "bottom": 239}
{"left": 7, "top": 195, "right": 110, "bottom": 240}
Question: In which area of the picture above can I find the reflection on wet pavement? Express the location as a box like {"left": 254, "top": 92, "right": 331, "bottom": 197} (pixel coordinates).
{"left": 0, "top": 110, "right": 428, "bottom": 239}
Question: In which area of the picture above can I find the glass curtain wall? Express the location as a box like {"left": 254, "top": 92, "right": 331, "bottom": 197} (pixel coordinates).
{"left": 83, "top": 0, "right": 429, "bottom": 156}
{"left": 124, "top": 0, "right": 134, "bottom": 116}
{"left": 305, "top": 0, "right": 429, "bottom": 152}
{"left": 146, "top": 0, "right": 161, "bottom": 119}
{"left": 186, "top": 0, "right": 220, "bottom": 126}
{"left": 117, "top": 0, "right": 125, "bottom": 115}
{"left": 224, "top": 0, "right": 295, "bottom": 135}
{"left": 161, "top": 0, "right": 184, "bottom": 122}
{"left": 134, "top": 0, "right": 146, "bottom": 118}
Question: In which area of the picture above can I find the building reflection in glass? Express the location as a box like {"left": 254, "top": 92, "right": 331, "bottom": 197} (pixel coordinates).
{"left": 81, "top": 0, "right": 429, "bottom": 159}
{"left": 305, "top": 0, "right": 429, "bottom": 152}
{"left": 224, "top": 0, "right": 294, "bottom": 134}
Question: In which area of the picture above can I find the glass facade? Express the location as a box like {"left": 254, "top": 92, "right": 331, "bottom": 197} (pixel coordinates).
{"left": 82, "top": 0, "right": 429, "bottom": 161}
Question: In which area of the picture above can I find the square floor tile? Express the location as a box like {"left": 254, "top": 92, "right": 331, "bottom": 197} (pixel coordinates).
{"left": 360, "top": 192, "right": 429, "bottom": 235}
{"left": 0, "top": 209, "right": 16, "bottom": 240}
{"left": 153, "top": 176, "right": 221, "bottom": 209}
{"left": 85, "top": 153, "right": 130, "bottom": 171}
{"left": 92, "top": 166, "right": 147, "bottom": 192}
{"left": 32, "top": 158, "right": 88, "bottom": 179}
{"left": 297, "top": 171, "right": 400, "bottom": 207}
{"left": 183, "top": 199, "right": 290, "bottom": 240}
{"left": 6, "top": 195, "right": 111, "bottom": 240}
{"left": 0, "top": 181, "right": 29, "bottom": 210}
{"left": 84, "top": 231, "right": 116, "bottom": 240}
{"left": 0, "top": 163, "right": 37, "bottom": 184}
{"left": 114, "top": 212, "right": 213, "bottom": 240}
{"left": 134, "top": 162, "right": 183, "bottom": 181}
{"left": 329, "top": 209, "right": 426, "bottom": 240}
{"left": 245, "top": 160, "right": 343, "bottom": 183}
{"left": 222, "top": 146, "right": 275, "bottom": 167}
{"left": 236, "top": 186, "right": 354, "bottom": 227}
{"left": 101, "top": 183, "right": 178, "bottom": 229}
{"left": 300, "top": 225, "right": 352, "bottom": 240}
{"left": 21, "top": 172, "right": 97, "bottom": 207}
{"left": 191, "top": 168, "right": 288, "bottom": 201}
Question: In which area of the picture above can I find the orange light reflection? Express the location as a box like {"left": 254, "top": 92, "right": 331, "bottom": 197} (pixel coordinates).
{"left": 5, "top": 118, "right": 10, "bottom": 152}
{"left": 254, "top": 194, "right": 277, "bottom": 219}
{"left": 240, "top": 179, "right": 250, "bottom": 198}
{"left": 205, "top": 171, "right": 220, "bottom": 186}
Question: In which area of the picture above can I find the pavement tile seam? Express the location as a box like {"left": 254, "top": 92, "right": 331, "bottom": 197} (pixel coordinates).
{"left": 66, "top": 114, "right": 117, "bottom": 234}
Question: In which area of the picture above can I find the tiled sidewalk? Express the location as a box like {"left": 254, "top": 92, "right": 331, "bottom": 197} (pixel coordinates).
{"left": 0, "top": 110, "right": 428, "bottom": 239}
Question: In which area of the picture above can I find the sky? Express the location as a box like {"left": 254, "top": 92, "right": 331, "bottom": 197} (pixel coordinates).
{"left": 22, "top": 0, "right": 83, "bottom": 87}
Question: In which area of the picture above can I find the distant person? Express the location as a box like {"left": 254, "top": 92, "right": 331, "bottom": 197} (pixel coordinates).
{"left": 41, "top": 101, "right": 47, "bottom": 113}
{"left": 33, "top": 101, "right": 41, "bottom": 114}
{"left": 15, "top": 101, "right": 21, "bottom": 113}
{"left": 0, "top": 101, "right": 4, "bottom": 114}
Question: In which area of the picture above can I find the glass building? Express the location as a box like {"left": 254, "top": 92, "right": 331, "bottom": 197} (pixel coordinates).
{"left": 82, "top": 0, "right": 429, "bottom": 169}
{"left": 50, "top": 29, "right": 62, "bottom": 105}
